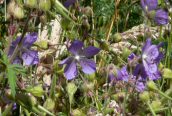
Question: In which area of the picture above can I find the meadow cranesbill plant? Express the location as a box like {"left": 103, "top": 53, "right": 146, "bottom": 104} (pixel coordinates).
{"left": 8, "top": 33, "right": 39, "bottom": 66}
{"left": 60, "top": 40, "right": 100, "bottom": 80}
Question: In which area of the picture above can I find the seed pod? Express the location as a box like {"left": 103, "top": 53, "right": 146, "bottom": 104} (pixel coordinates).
{"left": 13, "top": 6, "right": 25, "bottom": 19}
{"left": 110, "top": 33, "right": 122, "bottom": 43}
{"left": 24, "top": 0, "right": 38, "bottom": 8}
{"left": 151, "top": 100, "right": 161, "bottom": 110}
{"left": 39, "top": 0, "right": 51, "bottom": 11}
{"left": 139, "top": 91, "right": 150, "bottom": 102}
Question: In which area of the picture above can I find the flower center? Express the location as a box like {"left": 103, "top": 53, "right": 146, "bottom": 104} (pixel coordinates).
{"left": 142, "top": 54, "right": 147, "bottom": 59}
{"left": 75, "top": 55, "right": 80, "bottom": 60}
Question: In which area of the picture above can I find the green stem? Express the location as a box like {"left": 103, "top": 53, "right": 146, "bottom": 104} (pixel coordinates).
{"left": 37, "top": 105, "right": 55, "bottom": 116}
{"left": 147, "top": 102, "right": 156, "bottom": 116}
{"left": 157, "top": 90, "right": 172, "bottom": 101}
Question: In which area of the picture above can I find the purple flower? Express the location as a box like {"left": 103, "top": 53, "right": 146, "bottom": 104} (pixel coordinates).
{"left": 117, "top": 66, "right": 129, "bottom": 82}
{"left": 142, "top": 38, "right": 163, "bottom": 80}
{"left": 140, "top": 0, "right": 158, "bottom": 11}
{"left": 60, "top": 40, "right": 100, "bottom": 80}
{"left": 64, "top": 0, "right": 76, "bottom": 8}
{"left": 136, "top": 82, "right": 146, "bottom": 92}
{"left": 8, "top": 33, "right": 39, "bottom": 66}
{"left": 154, "top": 9, "right": 169, "bottom": 25}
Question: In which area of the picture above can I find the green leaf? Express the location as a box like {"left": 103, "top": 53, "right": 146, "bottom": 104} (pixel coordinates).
{"left": 66, "top": 82, "right": 77, "bottom": 104}
{"left": 6, "top": 66, "right": 17, "bottom": 97}
{"left": 25, "top": 85, "right": 44, "bottom": 97}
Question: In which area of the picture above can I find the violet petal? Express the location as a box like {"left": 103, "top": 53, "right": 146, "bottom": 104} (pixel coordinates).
{"left": 64, "top": 60, "right": 78, "bottom": 80}
{"left": 80, "top": 58, "right": 96, "bottom": 74}
{"left": 83, "top": 46, "right": 100, "bottom": 58}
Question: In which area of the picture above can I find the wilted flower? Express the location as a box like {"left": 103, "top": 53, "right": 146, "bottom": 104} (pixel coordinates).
{"left": 140, "top": 0, "right": 158, "bottom": 11}
{"left": 60, "top": 40, "right": 100, "bottom": 80}
{"left": 154, "top": 9, "right": 169, "bottom": 25}
{"left": 8, "top": 33, "right": 39, "bottom": 66}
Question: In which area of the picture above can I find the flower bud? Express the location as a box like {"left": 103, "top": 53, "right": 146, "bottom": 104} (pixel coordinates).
{"left": 85, "top": 73, "right": 95, "bottom": 81}
{"left": 35, "top": 40, "right": 48, "bottom": 49}
{"left": 24, "top": 0, "right": 38, "bottom": 8}
{"left": 13, "top": 6, "right": 25, "bottom": 19}
{"left": 147, "top": 81, "right": 158, "bottom": 91}
{"left": 110, "top": 33, "right": 122, "bottom": 43}
{"left": 162, "top": 68, "right": 172, "bottom": 79}
{"left": 151, "top": 100, "right": 161, "bottom": 110}
{"left": 43, "top": 98, "right": 55, "bottom": 111}
{"left": 122, "top": 48, "right": 131, "bottom": 60}
{"left": 39, "top": 0, "right": 51, "bottom": 11}
{"left": 71, "top": 109, "right": 85, "bottom": 116}
{"left": 139, "top": 91, "right": 150, "bottom": 102}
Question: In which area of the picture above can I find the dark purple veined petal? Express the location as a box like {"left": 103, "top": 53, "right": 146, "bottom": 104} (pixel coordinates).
{"left": 147, "top": 70, "right": 161, "bottom": 80}
{"left": 145, "top": 45, "right": 159, "bottom": 61}
{"left": 68, "top": 40, "right": 84, "bottom": 55}
{"left": 59, "top": 57, "right": 73, "bottom": 65}
{"left": 140, "top": 0, "right": 158, "bottom": 11}
{"left": 83, "top": 46, "right": 100, "bottom": 58}
{"left": 142, "top": 38, "right": 152, "bottom": 53}
{"left": 22, "top": 50, "right": 39, "bottom": 66}
{"left": 136, "top": 81, "right": 145, "bottom": 92}
{"left": 80, "top": 58, "right": 96, "bottom": 74}
{"left": 117, "top": 66, "right": 129, "bottom": 81}
{"left": 128, "top": 53, "right": 136, "bottom": 61}
{"left": 133, "top": 64, "right": 147, "bottom": 79}
{"left": 143, "top": 60, "right": 158, "bottom": 73}
{"left": 64, "top": 0, "right": 76, "bottom": 8}
{"left": 154, "top": 9, "right": 169, "bottom": 25}
{"left": 64, "top": 60, "right": 78, "bottom": 80}
{"left": 23, "top": 32, "right": 38, "bottom": 48}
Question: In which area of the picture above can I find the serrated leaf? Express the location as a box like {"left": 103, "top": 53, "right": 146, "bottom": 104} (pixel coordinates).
{"left": 6, "top": 66, "right": 17, "bottom": 97}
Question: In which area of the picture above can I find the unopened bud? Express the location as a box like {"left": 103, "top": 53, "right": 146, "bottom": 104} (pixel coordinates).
{"left": 111, "top": 33, "right": 122, "bottom": 43}
{"left": 39, "top": 0, "right": 51, "bottom": 11}
{"left": 13, "top": 6, "right": 25, "bottom": 19}
{"left": 147, "top": 81, "right": 158, "bottom": 91}
{"left": 139, "top": 91, "right": 150, "bottom": 102}
{"left": 24, "top": 0, "right": 38, "bottom": 8}
{"left": 151, "top": 100, "right": 161, "bottom": 110}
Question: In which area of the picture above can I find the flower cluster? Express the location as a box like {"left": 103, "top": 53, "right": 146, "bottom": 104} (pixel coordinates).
{"left": 60, "top": 40, "right": 100, "bottom": 80}
{"left": 141, "top": 0, "right": 169, "bottom": 25}
{"left": 8, "top": 33, "right": 39, "bottom": 66}
{"left": 108, "top": 38, "right": 163, "bottom": 92}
